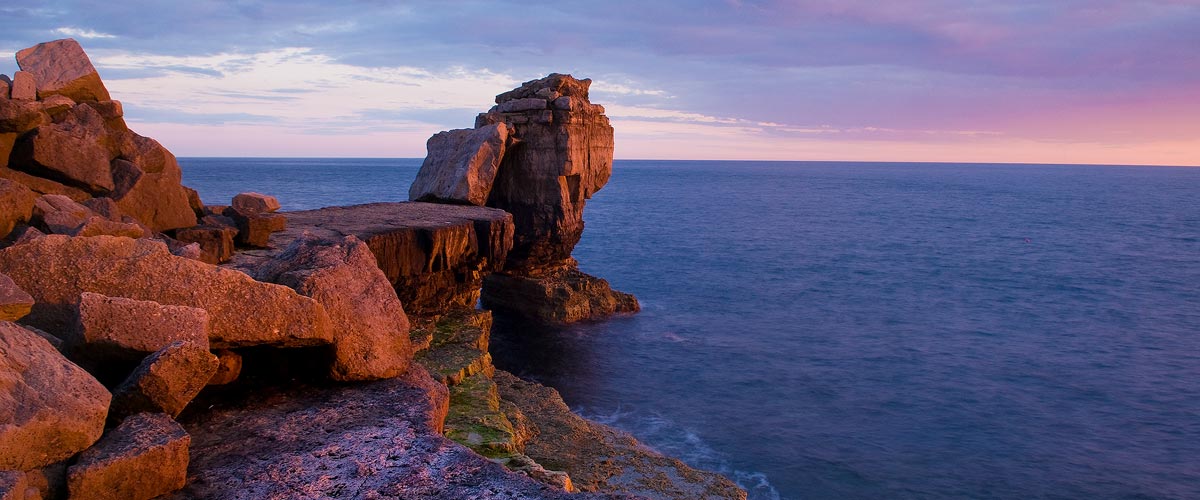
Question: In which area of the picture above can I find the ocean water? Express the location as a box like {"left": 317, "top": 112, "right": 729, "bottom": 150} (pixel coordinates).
{"left": 181, "top": 158, "right": 1200, "bottom": 500}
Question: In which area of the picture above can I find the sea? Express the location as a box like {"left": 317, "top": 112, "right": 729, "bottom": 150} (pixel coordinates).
{"left": 181, "top": 158, "right": 1200, "bottom": 500}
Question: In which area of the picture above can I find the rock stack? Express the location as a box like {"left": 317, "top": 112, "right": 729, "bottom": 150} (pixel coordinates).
{"left": 410, "top": 74, "right": 639, "bottom": 324}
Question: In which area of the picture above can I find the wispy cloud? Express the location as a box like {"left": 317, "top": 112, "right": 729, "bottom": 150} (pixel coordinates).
{"left": 53, "top": 26, "right": 116, "bottom": 39}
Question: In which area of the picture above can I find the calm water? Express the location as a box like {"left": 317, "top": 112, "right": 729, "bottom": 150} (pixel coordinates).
{"left": 181, "top": 158, "right": 1200, "bottom": 500}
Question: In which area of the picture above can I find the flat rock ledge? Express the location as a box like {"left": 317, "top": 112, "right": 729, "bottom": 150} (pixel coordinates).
{"left": 228, "top": 202, "right": 514, "bottom": 316}
{"left": 168, "top": 366, "right": 596, "bottom": 500}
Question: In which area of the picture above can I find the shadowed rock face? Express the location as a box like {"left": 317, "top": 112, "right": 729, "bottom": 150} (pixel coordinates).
{"left": 228, "top": 202, "right": 514, "bottom": 316}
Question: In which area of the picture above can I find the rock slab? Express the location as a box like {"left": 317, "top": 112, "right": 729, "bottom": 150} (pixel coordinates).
{"left": 0, "top": 322, "right": 111, "bottom": 470}
{"left": 110, "top": 341, "right": 218, "bottom": 420}
{"left": 67, "top": 412, "right": 189, "bottom": 500}
{"left": 0, "top": 273, "right": 34, "bottom": 321}
{"left": 71, "top": 292, "right": 210, "bottom": 361}
{"left": 15, "top": 38, "right": 111, "bottom": 102}
{"left": 410, "top": 122, "right": 509, "bottom": 206}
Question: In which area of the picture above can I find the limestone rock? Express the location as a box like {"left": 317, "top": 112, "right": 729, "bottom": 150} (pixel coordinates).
{"left": 174, "top": 224, "right": 237, "bottom": 264}
{"left": 206, "top": 349, "right": 241, "bottom": 386}
{"left": 40, "top": 94, "right": 75, "bottom": 116}
{"left": 224, "top": 209, "right": 286, "bottom": 248}
{"left": 0, "top": 76, "right": 9, "bottom": 101}
{"left": 9, "top": 72, "right": 35, "bottom": 101}
{"left": 0, "top": 167, "right": 89, "bottom": 201}
{"left": 11, "top": 104, "right": 113, "bottom": 193}
{"left": 482, "top": 260, "right": 639, "bottom": 324}
{"left": 0, "top": 322, "right": 111, "bottom": 470}
{"left": 16, "top": 39, "right": 111, "bottom": 102}
{"left": 109, "top": 134, "right": 197, "bottom": 232}
{"left": 32, "top": 194, "right": 90, "bottom": 234}
{"left": 413, "top": 309, "right": 495, "bottom": 386}
{"left": 71, "top": 292, "right": 210, "bottom": 362}
{"left": 253, "top": 233, "right": 413, "bottom": 381}
{"left": 110, "top": 341, "right": 218, "bottom": 420}
{"left": 497, "top": 98, "right": 547, "bottom": 113}
{"left": 67, "top": 412, "right": 189, "bottom": 500}
{"left": 227, "top": 202, "right": 514, "bottom": 316}
{"left": 0, "top": 99, "right": 48, "bottom": 134}
{"left": 183, "top": 187, "right": 204, "bottom": 218}
{"left": 230, "top": 192, "right": 280, "bottom": 215}
{"left": 0, "top": 235, "right": 334, "bottom": 349}
{"left": 0, "top": 272, "right": 34, "bottom": 321}
{"left": 0, "top": 179, "right": 36, "bottom": 239}
{"left": 410, "top": 123, "right": 509, "bottom": 206}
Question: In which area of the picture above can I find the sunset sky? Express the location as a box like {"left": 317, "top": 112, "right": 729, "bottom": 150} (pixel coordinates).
{"left": 1, "top": 1, "right": 1197, "bottom": 165}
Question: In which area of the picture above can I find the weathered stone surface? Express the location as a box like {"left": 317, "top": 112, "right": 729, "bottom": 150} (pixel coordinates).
{"left": 497, "top": 97, "right": 548, "bottom": 113}
{"left": 39, "top": 94, "right": 75, "bottom": 116}
{"left": 80, "top": 196, "right": 118, "bottom": 219}
{"left": 494, "top": 370, "right": 747, "bottom": 499}
{"left": 206, "top": 349, "right": 241, "bottom": 386}
{"left": 0, "top": 273, "right": 34, "bottom": 321}
{"left": 174, "top": 224, "right": 237, "bottom": 264}
{"left": 228, "top": 202, "right": 514, "bottom": 316}
{"left": 32, "top": 193, "right": 89, "bottom": 234}
{"left": 71, "top": 292, "right": 210, "bottom": 362}
{"left": 9, "top": 72, "right": 35, "bottom": 101}
{"left": 183, "top": 186, "right": 204, "bottom": 217}
{"left": 110, "top": 341, "right": 218, "bottom": 420}
{"left": 11, "top": 104, "right": 113, "bottom": 193}
{"left": 0, "top": 235, "right": 334, "bottom": 349}
{"left": 0, "top": 99, "right": 47, "bottom": 134}
{"left": 3, "top": 226, "right": 45, "bottom": 246}
{"left": 0, "top": 322, "right": 111, "bottom": 470}
{"left": 67, "top": 412, "right": 189, "bottom": 500}
{"left": 90, "top": 100, "right": 122, "bottom": 120}
{"left": 109, "top": 134, "right": 197, "bottom": 232}
{"left": 253, "top": 233, "right": 413, "bottom": 381}
{"left": 16, "top": 39, "right": 111, "bottom": 102}
{"left": 0, "top": 464, "right": 66, "bottom": 500}
{"left": 0, "top": 77, "right": 8, "bottom": 101}
{"left": 230, "top": 192, "right": 280, "bottom": 215}
{"left": 72, "top": 216, "right": 146, "bottom": 238}
{"left": 413, "top": 309, "right": 495, "bottom": 386}
{"left": 483, "top": 260, "right": 640, "bottom": 324}
{"left": 0, "top": 179, "right": 36, "bottom": 239}
{"left": 496, "top": 73, "right": 591, "bottom": 104}
{"left": 224, "top": 209, "right": 285, "bottom": 248}
{"left": 410, "top": 123, "right": 509, "bottom": 206}
{"left": 0, "top": 470, "right": 32, "bottom": 500}
{"left": 168, "top": 366, "right": 586, "bottom": 500}
{"left": 0, "top": 167, "right": 89, "bottom": 201}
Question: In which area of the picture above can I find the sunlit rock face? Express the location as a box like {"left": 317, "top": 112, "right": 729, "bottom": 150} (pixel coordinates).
{"left": 412, "top": 74, "right": 637, "bottom": 324}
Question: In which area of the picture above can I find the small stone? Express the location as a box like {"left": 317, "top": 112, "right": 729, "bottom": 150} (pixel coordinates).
{"left": 0, "top": 271, "right": 35, "bottom": 321}
{"left": 67, "top": 413, "right": 189, "bottom": 500}
{"left": 71, "top": 292, "right": 210, "bottom": 362}
{"left": 110, "top": 341, "right": 218, "bottom": 420}
{"left": 231, "top": 192, "right": 281, "bottom": 215}
{"left": 90, "top": 100, "right": 123, "bottom": 120}
{"left": 206, "top": 349, "right": 242, "bottom": 385}
{"left": 9, "top": 72, "right": 36, "bottom": 100}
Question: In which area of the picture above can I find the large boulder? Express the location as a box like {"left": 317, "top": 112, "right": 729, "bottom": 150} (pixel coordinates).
{"left": 10, "top": 104, "right": 113, "bottom": 193}
{"left": 230, "top": 192, "right": 280, "bottom": 215}
{"left": 0, "top": 179, "right": 36, "bottom": 239}
{"left": 110, "top": 341, "right": 218, "bottom": 420}
{"left": 67, "top": 412, "right": 189, "bottom": 500}
{"left": 0, "top": 322, "right": 111, "bottom": 470}
{"left": 109, "top": 135, "right": 197, "bottom": 232}
{"left": 410, "top": 123, "right": 509, "bottom": 206}
{"left": 15, "top": 39, "right": 111, "bottom": 102}
{"left": 70, "top": 292, "right": 210, "bottom": 362}
{"left": 253, "top": 233, "right": 413, "bottom": 381}
{"left": 481, "top": 261, "right": 639, "bottom": 324}
{"left": 0, "top": 235, "right": 334, "bottom": 349}
{"left": 0, "top": 273, "right": 34, "bottom": 321}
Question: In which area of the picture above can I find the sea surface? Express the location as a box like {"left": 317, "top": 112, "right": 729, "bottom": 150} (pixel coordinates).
{"left": 181, "top": 158, "right": 1200, "bottom": 500}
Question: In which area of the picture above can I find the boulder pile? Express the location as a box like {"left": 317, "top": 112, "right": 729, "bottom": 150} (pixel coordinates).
{"left": 410, "top": 74, "right": 639, "bottom": 323}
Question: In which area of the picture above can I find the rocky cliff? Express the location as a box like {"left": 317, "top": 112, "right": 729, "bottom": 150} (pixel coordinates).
{"left": 411, "top": 74, "right": 640, "bottom": 324}
{"left": 0, "top": 40, "right": 743, "bottom": 500}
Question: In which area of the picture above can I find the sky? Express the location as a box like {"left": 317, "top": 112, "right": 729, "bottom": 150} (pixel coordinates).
{"left": 1, "top": 1, "right": 1197, "bottom": 165}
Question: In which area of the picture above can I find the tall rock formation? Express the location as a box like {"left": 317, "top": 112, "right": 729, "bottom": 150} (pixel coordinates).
{"left": 0, "top": 38, "right": 196, "bottom": 236}
{"left": 410, "top": 74, "right": 638, "bottom": 323}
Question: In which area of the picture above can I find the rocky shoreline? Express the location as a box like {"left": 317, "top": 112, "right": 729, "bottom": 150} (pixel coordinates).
{"left": 0, "top": 39, "right": 744, "bottom": 499}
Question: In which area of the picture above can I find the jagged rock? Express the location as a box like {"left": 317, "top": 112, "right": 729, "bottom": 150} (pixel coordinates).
{"left": 482, "top": 260, "right": 639, "bottom": 324}
{"left": 32, "top": 194, "right": 89, "bottom": 233}
{"left": 168, "top": 366, "right": 587, "bottom": 499}
{"left": 70, "top": 292, "right": 210, "bottom": 362}
{"left": 206, "top": 349, "right": 241, "bottom": 385}
{"left": 0, "top": 76, "right": 9, "bottom": 100}
{"left": 414, "top": 309, "right": 495, "bottom": 386}
{"left": 110, "top": 341, "right": 218, "bottom": 420}
{"left": 0, "top": 99, "right": 47, "bottom": 135}
{"left": 67, "top": 413, "right": 189, "bottom": 500}
{"left": 0, "top": 322, "right": 111, "bottom": 470}
{"left": 0, "top": 235, "right": 334, "bottom": 349}
{"left": 0, "top": 179, "right": 36, "bottom": 239}
{"left": 495, "top": 74, "right": 591, "bottom": 104}
{"left": 0, "top": 167, "right": 89, "bottom": 201}
{"left": 494, "top": 370, "right": 747, "bottom": 499}
{"left": 9, "top": 72, "right": 35, "bottom": 101}
{"left": 40, "top": 94, "right": 74, "bottom": 116}
{"left": 15, "top": 39, "right": 111, "bottom": 102}
{"left": 3, "top": 226, "right": 45, "bottom": 246}
{"left": 224, "top": 209, "right": 286, "bottom": 248}
{"left": 252, "top": 233, "right": 413, "bottom": 381}
{"left": 227, "top": 202, "right": 514, "bottom": 316}
{"left": 230, "top": 192, "right": 280, "bottom": 215}
{"left": 0, "top": 272, "right": 34, "bottom": 321}
{"left": 174, "top": 224, "right": 237, "bottom": 264}
{"left": 183, "top": 187, "right": 204, "bottom": 218}
{"left": 0, "top": 464, "right": 66, "bottom": 500}
{"left": 109, "top": 134, "right": 197, "bottom": 232}
{"left": 410, "top": 123, "right": 509, "bottom": 206}
{"left": 11, "top": 104, "right": 113, "bottom": 193}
